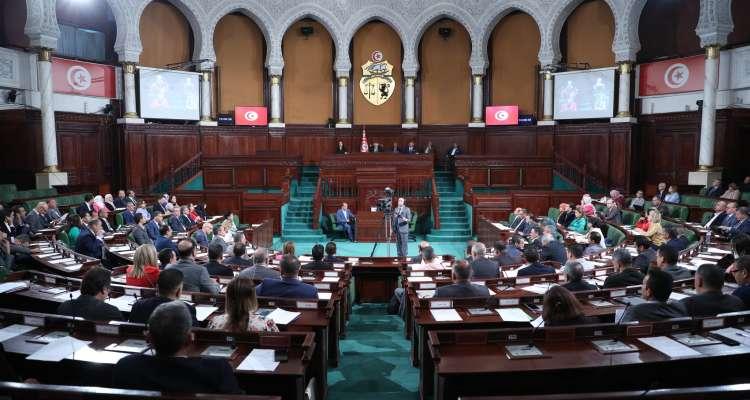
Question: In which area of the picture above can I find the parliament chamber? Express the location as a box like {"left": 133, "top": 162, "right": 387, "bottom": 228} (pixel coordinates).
{"left": 1, "top": 0, "right": 750, "bottom": 399}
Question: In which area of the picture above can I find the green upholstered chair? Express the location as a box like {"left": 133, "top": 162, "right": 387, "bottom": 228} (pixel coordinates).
{"left": 58, "top": 231, "right": 70, "bottom": 248}
{"left": 547, "top": 207, "right": 560, "bottom": 222}
{"left": 115, "top": 213, "right": 124, "bottom": 229}
{"left": 409, "top": 211, "right": 419, "bottom": 240}
{"left": 605, "top": 225, "right": 626, "bottom": 247}
{"left": 328, "top": 213, "right": 346, "bottom": 239}
{"left": 701, "top": 212, "right": 713, "bottom": 226}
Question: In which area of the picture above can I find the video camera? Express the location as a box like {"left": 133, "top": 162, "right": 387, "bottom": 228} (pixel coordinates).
{"left": 377, "top": 187, "right": 394, "bottom": 215}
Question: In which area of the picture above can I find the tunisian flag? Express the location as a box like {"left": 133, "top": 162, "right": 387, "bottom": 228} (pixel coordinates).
{"left": 638, "top": 55, "right": 706, "bottom": 96}
{"left": 486, "top": 105, "right": 519, "bottom": 126}
{"left": 235, "top": 106, "right": 268, "bottom": 126}
{"left": 52, "top": 57, "right": 116, "bottom": 98}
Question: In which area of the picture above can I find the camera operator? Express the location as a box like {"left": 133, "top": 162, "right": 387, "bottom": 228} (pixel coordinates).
{"left": 392, "top": 198, "right": 411, "bottom": 258}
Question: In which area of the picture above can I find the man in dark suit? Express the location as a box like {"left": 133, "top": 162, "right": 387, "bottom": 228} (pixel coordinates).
{"left": 656, "top": 245, "right": 692, "bottom": 281}
{"left": 602, "top": 199, "right": 623, "bottom": 225}
{"left": 704, "top": 200, "right": 727, "bottom": 229}
{"left": 561, "top": 262, "right": 597, "bottom": 292}
{"left": 75, "top": 218, "right": 105, "bottom": 259}
{"left": 655, "top": 182, "right": 668, "bottom": 201}
{"left": 370, "top": 142, "right": 383, "bottom": 152}
{"left": 256, "top": 255, "right": 317, "bottom": 299}
{"left": 222, "top": 242, "right": 253, "bottom": 269}
{"left": 468, "top": 243, "right": 499, "bottom": 279}
{"left": 128, "top": 269, "right": 198, "bottom": 325}
{"left": 179, "top": 206, "right": 194, "bottom": 229}
{"left": 665, "top": 227, "right": 688, "bottom": 252}
{"left": 335, "top": 202, "right": 356, "bottom": 241}
{"left": 410, "top": 241, "right": 430, "bottom": 264}
{"left": 556, "top": 203, "right": 575, "bottom": 227}
{"left": 726, "top": 207, "right": 750, "bottom": 239}
{"left": 125, "top": 190, "right": 138, "bottom": 207}
{"left": 492, "top": 241, "right": 521, "bottom": 266}
{"left": 131, "top": 213, "right": 153, "bottom": 246}
{"left": 57, "top": 267, "right": 123, "bottom": 321}
{"left": 113, "top": 301, "right": 241, "bottom": 394}
{"left": 24, "top": 202, "right": 49, "bottom": 233}
{"left": 633, "top": 236, "right": 657, "bottom": 274}
{"left": 146, "top": 211, "right": 163, "bottom": 242}
{"left": 404, "top": 141, "right": 417, "bottom": 154}
{"left": 113, "top": 190, "right": 127, "bottom": 208}
{"left": 166, "top": 239, "right": 219, "bottom": 294}
{"left": 649, "top": 196, "right": 670, "bottom": 217}
{"left": 540, "top": 234, "right": 567, "bottom": 265}
{"left": 122, "top": 203, "right": 136, "bottom": 226}
{"left": 302, "top": 244, "right": 333, "bottom": 270}
{"left": 153, "top": 197, "right": 168, "bottom": 215}
{"left": 620, "top": 268, "right": 687, "bottom": 323}
{"left": 720, "top": 202, "right": 738, "bottom": 228}
{"left": 155, "top": 225, "right": 177, "bottom": 253}
{"left": 205, "top": 242, "right": 234, "bottom": 277}
{"left": 324, "top": 242, "right": 345, "bottom": 263}
{"left": 508, "top": 208, "right": 524, "bottom": 229}
{"left": 445, "top": 142, "right": 462, "bottom": 158}
{"left": 98, "top": 209, "right": 114, "bottom": 233}
{"left": 76, "top": 194, "right": 94, "bottom": 218}
{"left": 193, "top": 222, "right": 213, "bottom": 248}
{"left": 517, "top": 247, "right": 556, "bottom": 277}
{"left": 393, "top": 197, "right": 411, "bottom": 258}
{"left": 603, "top": 249, "right": 644, "bottom": 288}
{"left": 435, "top": 260, "right": 491, "bottom": 298}
{"left": 168, "top": 208, "right": 186, "bottom": 234}
{"left": 680, "top": 264, "right": 744, "bottom": 317}
{"left": 705, "top": 179, "right": 724, "bottom": 198}
{"left": 239, "top": 248, "right": 280, "bottom": 280}
{"left": 390, "top": 142, "right": 401, "bottom": 153}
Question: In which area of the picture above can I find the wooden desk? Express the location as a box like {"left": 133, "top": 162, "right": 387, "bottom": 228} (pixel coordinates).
{"left": 351, "top": 258, "right": 404, "bottom": 303}
{"left": 355, "top": 211, "right": 386, "bottom": 242}
{"left": 244, "top": 219, "right": 274, "bottom": 249}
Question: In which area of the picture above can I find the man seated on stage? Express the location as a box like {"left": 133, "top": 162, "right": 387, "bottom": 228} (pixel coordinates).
{"left": 469, "top": 242, "right": 499, "bottom": 279}
{"left": 680, "top": 264, "right": 744, "bottom": 317}
{"left": 620, "top": 268, "right": 686, "bottom": 323}
{"left": 390, "top": 141, "right": 401, "bottom": 153}
{"left": 411, "top": 240, "right": 431, "bottom": 263}
{"left": 404, "top": 141, "right": 417, "bottom": 154}
{"left": 370, "top": 141, "right": 383, "bottom": 152}
{"left": 435, "top": 260, "right": 490, "bottom": 298}
{"left": 335, "top": 202, "right": 356, "bottom": 241}
{"left": 335, "top": 140, "right": 347, "bottom": 154}
{"left": 113, "top": 301, "right": 241, "bottom": 393}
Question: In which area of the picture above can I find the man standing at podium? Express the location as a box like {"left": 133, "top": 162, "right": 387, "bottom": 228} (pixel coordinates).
{"left": 336, "top": 203, "right": 356, "bottom": 241}
{"left": 393, "top": 198, "right": 411, "bottom": 258}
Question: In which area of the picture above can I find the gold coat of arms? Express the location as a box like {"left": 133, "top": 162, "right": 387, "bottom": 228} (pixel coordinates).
{"left": 359, "top": 50, "right": 395, "bottom": 106}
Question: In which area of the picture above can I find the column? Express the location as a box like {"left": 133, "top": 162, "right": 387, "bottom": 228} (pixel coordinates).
{"left": 611, "top": 61, "right": 636, "bottom": 123}
{"left": 469, "top": 74, "right": 484, "bottom": 127}
{"left": 269, "top": 75, "right": 284, "bottom": 127}
{"left": 198, "top": 69, "right": 216, "bottom": 126}
{"left": 538, "top": 68, "right": 556, "bottom": 125}
{"left": 34, "top": 48, "right": 68, "bottom": 188}
{"left": 698, "top": 45, "right": 720, "bottom": 170}
{"left": 402, "top": 76, "right": 417, "bottom": 128}
{"left": 118, "top": 62, "right": 144, "bottom": 124}
{"left": 336, "top": 76, "right": 350, "bottom": 128}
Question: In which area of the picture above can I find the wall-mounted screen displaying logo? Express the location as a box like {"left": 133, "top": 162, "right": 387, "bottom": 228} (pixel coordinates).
{"left": 234, "top": 106, "right": 268, "bottom": 126}
{"left": 359, "top": 50, "right": 395, "bottom": 106}
{"left": 486, "top": 105, "right": 519, "bottom": 125}
{"left": 638, "top": 54, "right": 705, "bottom": 96}
{"left": 52, "top": 57, "right": 115, "bottom": 98}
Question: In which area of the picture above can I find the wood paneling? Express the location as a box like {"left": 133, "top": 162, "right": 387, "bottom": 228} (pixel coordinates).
{"left": 139, "top": 0, "right": 192, "bottom": 67}
{"left": 563, "top": 0, "right": 615, "bottom": 68}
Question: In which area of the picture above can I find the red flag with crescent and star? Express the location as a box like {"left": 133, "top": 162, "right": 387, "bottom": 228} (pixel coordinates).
{"left": 638, "top": 54, "right": 706, "bottom": 97}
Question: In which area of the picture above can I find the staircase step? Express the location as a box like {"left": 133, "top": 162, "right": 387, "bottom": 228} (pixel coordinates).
{"left": 426, "top": 234, "right": 471, "bottom": 242}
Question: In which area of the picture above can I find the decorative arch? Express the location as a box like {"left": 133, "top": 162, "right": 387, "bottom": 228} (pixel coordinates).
{"left": 275, "top": 4, "right": 344, "bottom": 73}
{"left": 134, "top": 0, "right": 206, "bottom": 64}
{"left": 408, "top": 3, "right": 479, "bottom": 75}
{"left": 478, "top": 2, "right": 545, "bottom": 70}
{"left": 205, "top": 1, "right": 275, "bottom": 66}
{"left": 342, "top": 6, "right": 410, "bottom": 55}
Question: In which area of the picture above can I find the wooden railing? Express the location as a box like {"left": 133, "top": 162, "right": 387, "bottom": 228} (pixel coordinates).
{"left": 150, "top": 152, "right": 202, "bottom": 195}
{"left": 431, "top": 175, "right": 441, "bottom": 230}
{"left": 553, "top": 152, "right": 605, "bottom": 194}
{"left": 311, "top": 175, "right": 322, "bottom": 229}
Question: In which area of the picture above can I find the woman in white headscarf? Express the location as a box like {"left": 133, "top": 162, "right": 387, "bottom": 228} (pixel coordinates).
{"left": 92, "top": 195, "right": 106, "bottom": 214}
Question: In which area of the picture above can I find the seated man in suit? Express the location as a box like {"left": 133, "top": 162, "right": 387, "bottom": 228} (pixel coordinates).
{"left": 561, "top": 261, "right": 597, "bottom": 292}
{"left": 146, "top": 211, "right": 163, "bottom": 242}
{"left": 583, "top": 231, "right": 605, "bottom": 257}
{"left": 166, "top": 239, "right": 219, "bottom": 294}
{"left": 506, "top": 235, "right": 524, "bottom": 260}
{"left": 239, "top": 247, "right": 280, "bottom": 280}
{"left": 649, "top": 196, "right": 670, "bottom": 217}
{"left": 704, "top": 200, "right": 727, "bottom": 229}
{"left": 556, "top": 203, "right": 575, "bottom": 227}
{"left": 223, "top": 242, "right": 253, "bottom": 269}
{"left": 193, "top": 222, "right": 213, "bottom": 248}
{"left": 633, "top": 236, "right": 657, "bottom": 274}
{"left": 131, "top": 213, "right": 153, "bottom": 246}
{"left": 324, "top": 241, "right": 345, "bottom": 263}
{"left": 45, "top": 198, "right": 62, "bottom": 223}
{"left": 158, "top": 248, "right": 176, "bottom": 270}
{"left": 435, "top": 260, "right": 490, "bottom": 298}
{"left": 370, "top": 141, "right": 382, "bottom": 152}
{"left": 256, "top": 255, "right": 317, "bottom": 299}
{"left": 410, "top": 241, "right": 430, "bottom": 264}
{"left": 665, "top": 227, "right": 688, "bottom": 252}
{"left": 24, "top": 202, "right": 49, "bottom": 234}
{"left": 390, "top": 141, "right": 401, "bottom": 153}
{"left": 492, "top": 241, "right": 522, "bottom": 266}
{"left": 602, "top": 198, "right": 623, "bottom": 225}
{"left": 179, "top": 206, "right": 195, "bottom": 229}
{"left": 209, "top": 225, "right": 230, "bottom": 255}
{"left": 540, "top": 234, "right": 567, "bottom": 265}
{"left": 205, "top": 242, "right": 233, "bottom": 277}
{"left": 303, "top": 244, "right": 333, "bottom": 270}
{"left": 620, "top": 268, "right": 687, "bottom": 323}
{"left": 125, "top": 190, "right": 138, "bottom": 207}
{"left": 98, "top": 209, "right": 114, "bottom": 233}
{"left": 75, "top": 218, "right": 105, "bottom": 259}
{"left": 77, "top": 194, "right": 95, "bottom": 218}
{"left": 57, "top": 266, "right": 123, "bottom": 321}
{"left": 725, "top": 207, "right": 750, "bottom": 239}
{"left": 335, "top": 202, "right": 356, "bottom": 241}
{"left": 517, "top": 247, "right": 556, "bottom": 277}
{"left": 122, "top": 203, "right": 136, "bottom": 226}
{"left": 168, "top": 208, "right": 187, "bottom": 234}
{"left": 129, "top": 269, "right": 198, "bottom": 325}
{"left": 113, "top": 190, "right": 127, "bottom": 208}
{"left": 719, "top": 202, "right": 739, "bottom": 229}
{"left": 155, "top": 225, "right": 177, "bottom": 253}
{"left": 468, "top": 242, "right": 499, "bottom": 279}
{"left": 152, "top": 197, "right": 168, "bottom": 215}
{"left": 656, "top": 245, "right": 692, "bottom": 281}
{"left": 705, "top": 179, "right": 724, "bottom": 198}
{"left": 603, "top": 249, "right": 644, "bottom": 288}
{"left": 565, "top": 243, "right": 594, "bottom": 271}
{"left": 680, "top": 264, "right": 744, "bottom": 317}
{"left": 113, "top": 301, "right": 241, "bottom": 393}
{"left": 728, "top": 256, "right": 750, "bottom": 309}
{"left": 404, "top": 141, "right": 417, "bottom": 154}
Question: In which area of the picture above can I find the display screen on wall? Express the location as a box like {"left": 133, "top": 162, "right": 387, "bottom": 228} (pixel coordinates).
{"left": 138, "top": 67, "right": 200, "bottom": 121}
{"left": 553, "top": 68, "right": 615, "bottom": 120}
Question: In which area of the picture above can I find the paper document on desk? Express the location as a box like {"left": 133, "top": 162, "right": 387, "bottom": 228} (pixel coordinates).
{"left": 707, "top": 248, "right": 731, "bottom": 255}
{"left": 710, "top": 327, "right": 750, "bottom": 346}
{"left": 237, "top": 348, "right": 279, "bottom": 372}
{"left": 265, "top": 308, "right": 300, "bottom": 325}
{"left": 321, "top": 277, "right": 338, "bottom": 283}
{"left": 26, "top": 336, "right": 91, "bottom": 362}
{"left": 195, "top": 305, "right": 219, "bottom": 322}
{"left": 318, "top": 292, "right": 332, "bottom": 300}
{"left": 0, "top": 281, "right": 29, "bottom": 294}
{"left": 0, "top": 324, "right": 36, "bottom": 343}
{"left": 496, "top": 308, "right": 532, "bottom": 322}
{"left": 54, "top": 290, "right": 80, "bottom": 301}
{"left": 416, "top": 290, "right": 435, "bottom": 299}
{"left": 430, "top": 309, "right": 462, "bottom": 322}
{"left": 503, "top": 269, "right": 518, "bottom": 278}
{"left": 408, "top": 276, "right": 433, "bottom": 282}
{"left": 105, "top": 295, "right": 138, "bottom": 312}
{"left": 668, "top": 292, "right": 690, "bottom": 301}
{"left": 638, "top": 336, "right": 700, "bottom": 359}
{"left": 522, "top": 283, "right": 554, "bottom": 295}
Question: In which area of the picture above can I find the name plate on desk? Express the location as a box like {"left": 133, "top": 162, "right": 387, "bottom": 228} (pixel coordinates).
{"left": 333, "top": 263, "right": 345, "bottom": 269}
{"left": 179, "top": 294, "right": 192, "bottom": 302}
{"left": 43, "top": 276, "right": 56, "bottom": 284}
{"left": 124, "top": 288, "right": 141, "bottom": 296}
{"left": 611, "top": 290, "right": 626, "bottom": 298}
{"left": 95, "top": 324, "right": 120, "bottom": 336}
{"left": 410, "top": 272, "right": 425, "bottom": 277}
{"left": 23, "top": 316, "right": 44, "bottom": 327}
{"left": 516, "top": 277, "right": 530, "bottom": 285}
{"left": 296, "top": 301, "right": 318, "bottom": 309}
{"left": 430, "top": 300, "right": 452, "bottom": 309}
{"left": 324, "top": 271, "right": 339, "bottom": 277}
{"left": 595, "top": 269, "right": 607, "bottom": 276}
{"left": 702, "top": 318, "right": 724, "bottom": 329}
{"left": 500, "top": 298, "right": 520, "bottom": 306}
{"left": 419, "top": 283, "right": 436, "bottom": 289}
{"left": 314, "top": 283, "right": 329, "bottom": 290}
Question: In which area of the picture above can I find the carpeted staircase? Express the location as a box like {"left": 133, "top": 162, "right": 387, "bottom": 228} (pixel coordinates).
{"left": 426, "top": 171, "right": 472, "bottom": 242}
{"left": 281, "top": 167, "right": 326, "bottom": 243}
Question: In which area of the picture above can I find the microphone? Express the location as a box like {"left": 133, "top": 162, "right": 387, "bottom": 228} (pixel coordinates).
{"left": 615, "top": 301, "right": 631, "bottom": 325}
{"left": 527, "top": 313, "right": 545, "bottom": 349}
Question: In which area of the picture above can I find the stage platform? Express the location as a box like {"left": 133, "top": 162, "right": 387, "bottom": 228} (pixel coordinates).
{"left": 270, "top": 235, "right": 467, "bottom": 259}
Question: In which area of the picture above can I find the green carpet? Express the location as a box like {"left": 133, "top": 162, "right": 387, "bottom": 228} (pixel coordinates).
{"left": 327, "top": 304, "right": 418, "bottom": 399}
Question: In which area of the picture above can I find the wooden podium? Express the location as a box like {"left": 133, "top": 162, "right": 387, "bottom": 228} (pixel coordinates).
{"left": 356, "top": 211, "right": 387, "bottom": 242}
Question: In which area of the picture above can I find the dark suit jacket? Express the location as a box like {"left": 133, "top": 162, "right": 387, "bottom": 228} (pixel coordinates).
{"left": 25, "top": 211, "right": 48, "bottom": 233}
{"left": 404, "top": 145, "right": 417, "bottom": 154}
{"left": 655, "top": 190, "right": 668, "bottom": 201}
{"left": 679, "top": 291, "right": 745, "bottom": 317}
{"left": 302, "top": 260, "right": 334, "bottom": 270}
{"left": 446, "top": 146, "right": 462, "bottom": 157}
{"left": 540, "top": 240, "right": 567, "bottom": 265}
{"left": 113, "top": 354, "right": 241, "bottom": 394}
{"left": 492, "top": 252, "right": 521, "bottom": 266}
{"left": 222, "top": 256, "right": 253, "bottom": 268}
{"left": 153, "top": 202, "right": 168, "bottom": 215}
{"left": 728, "top": 219, "right": 750, "bottom": 238}
{"left": 469, "top": 257, "right": 499, "bottom": 279}
{"left": 705, "top": 186, "right": 723, "bottom": 198}
{"left": 57, "top": 294, "right": 122, "bottom": 321}
{"left": 434, "top": 281, "right": 490, "bottom": 298}
{"left": 634, "top": 248, "right": 657, "bottom": 274}
{"left": 562, "top": 280, "right": 597, "bottom": 292}
{"left": 179, "top": 215, "right": 194, "bottom": 229}
{"left": 169, "top": 216, "right": 187, "bottom": 233}
{"left": 603, "top": 268, "right": 644, "bottom": 288}
{"left": 324, "top": 255, "right": 345, "bottom": 263}
{"left": 193, "top": 230, "right": 211, "bottom": 248}
{"left": 705, "top": 211, "right": 726, "bottom": 229}
{"left": 205, "top": 260, "right": 234, "bottom": 277}
{"left": 122, "top": 211, "right": 136, "bottom": 226}
{"left": 146, "top": 220, "right": 160, "bottom": 241}
{"left": 621, "top": 301, "right": 687, "bottom": 323}
{"left": 101, "top": 218, "right": 114, "bottom": 233}
{"left": 128, "top": 296, "right": 197, "bottom": 325}
{"left": 256, "top": 277, "right": 317, "bottom": 299}
{"left": 557, "top": 211, "right": 575, "bottom": 227}
{"left": 666, "top": 237, "right": 689, "bottom": 252}
{"left": 604, "top": 207, "right": 622, "bottom": 225}
{"left": 517, "top": 262, "right": 556, "bottom": 277}
{"left": 132, "top": 225, "right": 152, "bottom": 246}
{"left": 75, "top": 228, "right": 104, "bottom": 259}
{"left": 76, "top": 203, "right": 93, "bottom": 217}
{"left": 238, "top": 265, "right": 281, "bottom": 280}
{"left": 155, "top": 236, "right": 177, "bottom": 252}
{"left": 113, "top": 197, "right": 127, "bottom": 208}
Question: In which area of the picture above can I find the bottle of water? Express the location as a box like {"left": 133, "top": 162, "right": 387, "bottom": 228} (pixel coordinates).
{"left": 705, "top": 231, "right": 712, "bottom": 249}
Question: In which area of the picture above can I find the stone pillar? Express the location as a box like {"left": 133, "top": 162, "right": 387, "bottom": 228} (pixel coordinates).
{"left": 336, "top": 76, "right": 350, "bottom": 128}
{"left": 35, "top": 48, "right": 68, "bottom": 188}
{"left": 269, "top": 75, "right": 284, "bottom": 128}
{"left": 688, "top": 45, "right": 723, "bottom": 187}
{"left": 611, "top": 61, "right": 636, "bottom": 123}
{"left": 117, "top": 62, "right": 144, "bottom": 124}
{"left": 469, "top": 74, "right": 485, "bottom": 127}
{"left": 197, "top": 69, "right": 217, "bottom": 126}
{"left": 402, "top": 76, "right": 417, "bottom": 129}
{"left": 538, "top": 68, "right": 556, "bottom": 126}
